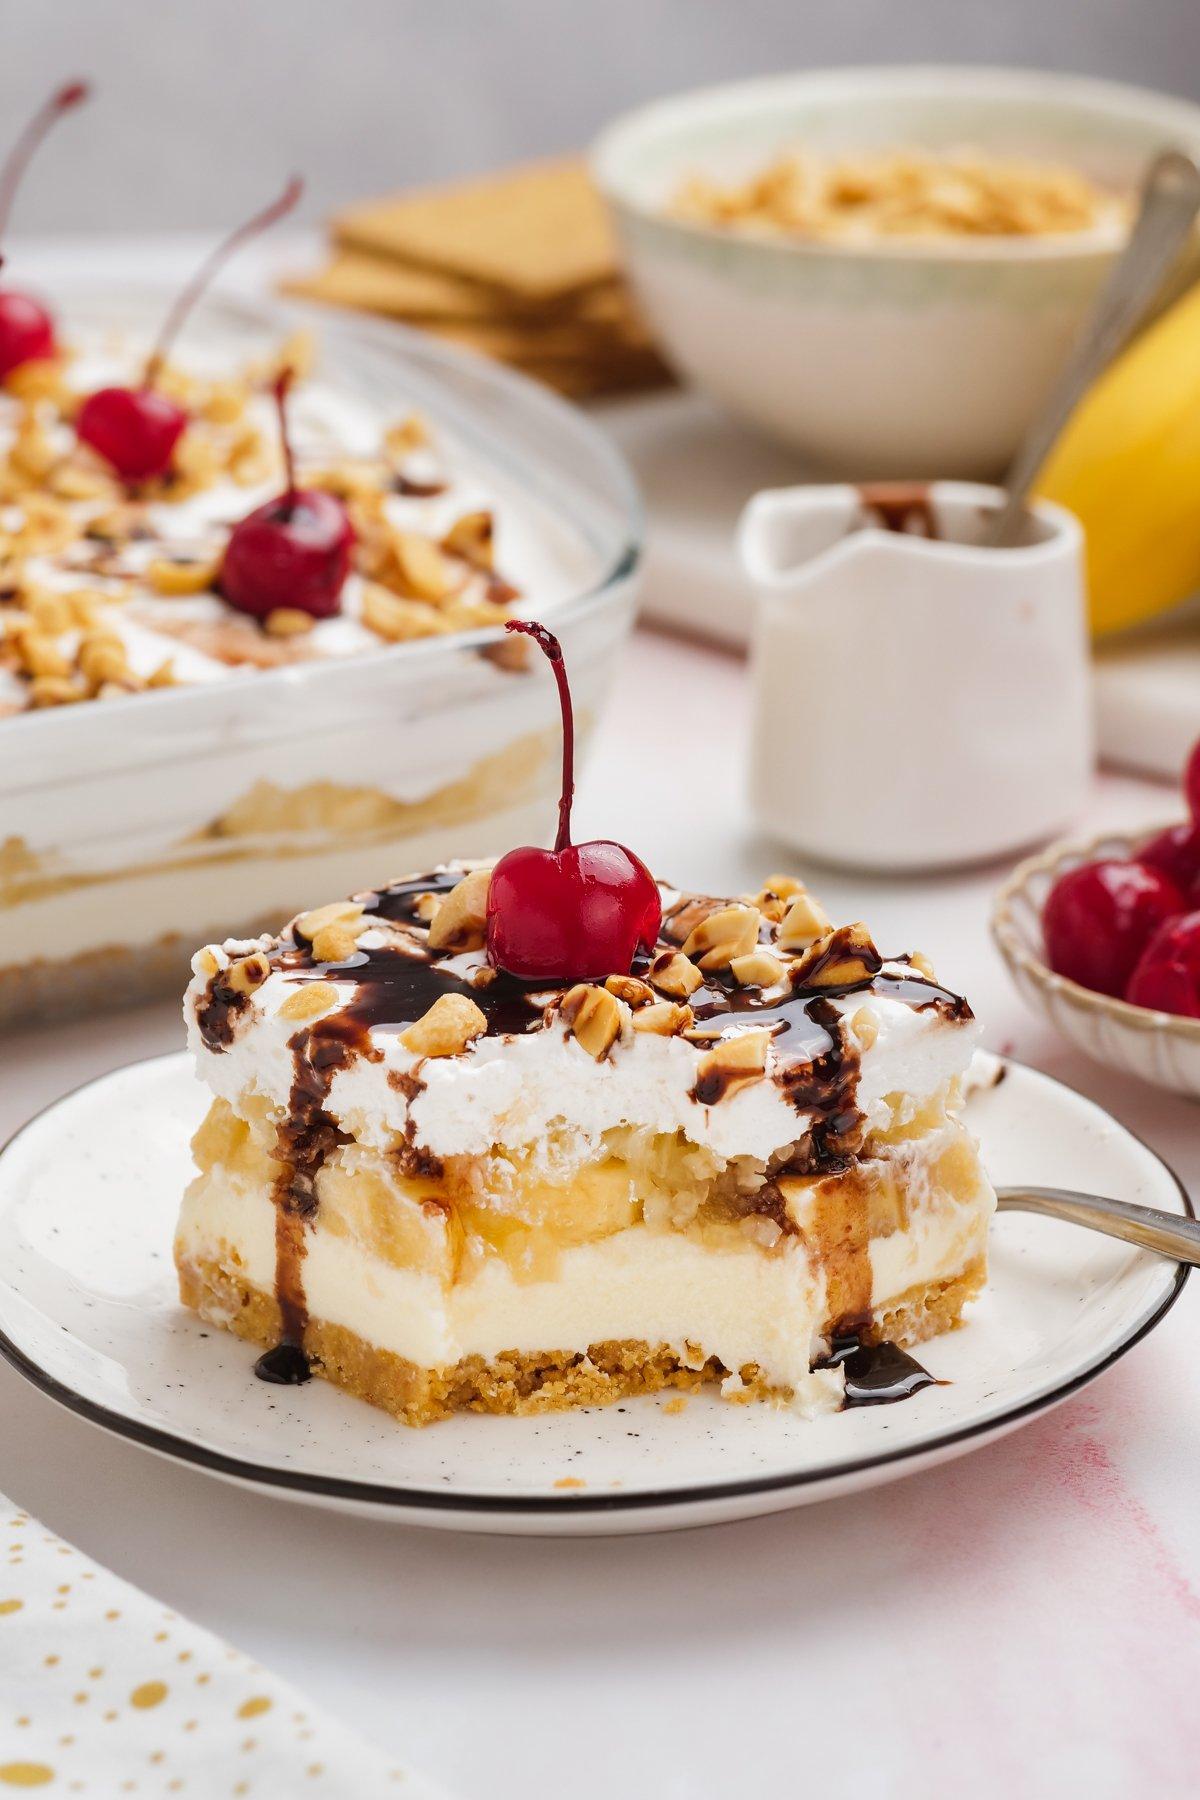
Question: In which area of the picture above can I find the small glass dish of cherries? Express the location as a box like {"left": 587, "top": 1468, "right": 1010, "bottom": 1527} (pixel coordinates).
{"left": 992, "top": 736, "right": 1200, "bottom": 1100}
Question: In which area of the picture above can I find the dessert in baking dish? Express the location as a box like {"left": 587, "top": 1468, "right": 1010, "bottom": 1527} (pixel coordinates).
{"left": 0, "top": 133, "right": 631, "bottom": 1026}
{"left": 177, "top": 623, "right": 993, "bottom": 1424}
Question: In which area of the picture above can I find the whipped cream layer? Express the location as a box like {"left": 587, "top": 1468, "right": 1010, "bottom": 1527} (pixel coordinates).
{"left": 186, "top": 868, "right": 981, "bottom": 1176}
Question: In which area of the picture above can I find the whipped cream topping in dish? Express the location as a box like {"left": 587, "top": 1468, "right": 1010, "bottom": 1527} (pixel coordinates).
{"left": 0, "top": 326, "right": 583, "bottom": 717}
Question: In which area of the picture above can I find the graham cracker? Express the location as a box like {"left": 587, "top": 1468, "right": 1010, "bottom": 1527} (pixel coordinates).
{"left": 334, "top": 159, "right": 618, "bottom": 303}
{"left": 283, "top": 253, "right": 520, "bottom": 325}
{"left": 285, "top": 251, "right": 636, "bottom": 335}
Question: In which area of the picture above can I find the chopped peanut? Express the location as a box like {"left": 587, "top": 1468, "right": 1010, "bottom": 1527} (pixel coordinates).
{"left": 648, "top": 950, "right": 703, "bottom": 999}
{"left": 148, "top": 556, "right": 221, "bottom": 597}
{"left": 427, "top": 868, "right": 491, "bottom": 953}
{"left": 730, "top": 950, "right": 786, "bottom": 989}
{"left": 278, "top": 981, "right": 339, "bottom": 1021}
{"left": 777, "top": 891, "right": 832, "bottom": 951}
{"left": 296, "top": 901, "right": 365, "bottom": 943}
{"left": 561, "top": 984, "right": 626, "bottom": 1060}
{"left": 401, "top": 992, "right": 487, "bottom": 1057}
{"left": 682, "top": 904, "right": 761, "bottom": 971}
{"left": 632, "top": 1000, "right": 694, "bottom": 1036}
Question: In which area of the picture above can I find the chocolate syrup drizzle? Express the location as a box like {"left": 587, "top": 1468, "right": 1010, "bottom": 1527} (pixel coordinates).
{"left": 194, "top": 875, "right": 972, "bottom": 1403}
{"left": 820, "top": 1335, "right": 943, "bottom": 1406}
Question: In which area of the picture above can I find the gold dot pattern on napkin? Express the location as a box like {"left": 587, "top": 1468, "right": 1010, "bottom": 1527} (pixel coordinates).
{"left": 0, "top": 1498, "right": 447, "bottom": 1797}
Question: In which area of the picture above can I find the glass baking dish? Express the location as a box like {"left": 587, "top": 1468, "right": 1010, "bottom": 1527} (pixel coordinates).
{"left": 0, "top": 288, "right": 641, "bottom": 1026}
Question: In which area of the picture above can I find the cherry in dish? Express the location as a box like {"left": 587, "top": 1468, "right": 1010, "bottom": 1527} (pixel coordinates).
{"left": 1043, "top": 860, "right": 1182, "bottom": 998}
{"left": 1041, "top": 730, "right": 1200, "bottom": 1019}
{"left": 1138, "top": 822, "right": 1200, "bottom": 900}
{"left": 76, "top": 175, "right": 302, "bottom": 482}
{"left": 485, "top": 619, "right": 661, "bottom": 981}
{"left": 0, "top": 80, "right": 90, "bottom": 379}
{"left": 220, "top": 370, "right": 354, "bottom": 621}
{"left": 1126, "top": 912, "right": 1200, "bottom": 1019}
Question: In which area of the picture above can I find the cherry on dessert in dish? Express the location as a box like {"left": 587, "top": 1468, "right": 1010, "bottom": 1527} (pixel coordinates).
{"left": 1126, "top": 911, "right": 1200, "bottom": 1018}
{"left": 220, "top": 369, "right": 354, "bottom": 620}
{"left": 76, "top": 175, "right": 302, "bottom": 482}
{"left": 1042, "top": 859, "right": 1182, "bottom": 998}
{"left": 485, "top": 619, "right": 661, "bottom": 981}
{"left": 0, "top": 80, "right": 90, "bottom": 378}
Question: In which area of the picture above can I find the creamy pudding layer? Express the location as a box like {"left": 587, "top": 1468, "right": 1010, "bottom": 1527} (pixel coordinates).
{"left": 178, "top": 1105, "right": 991, "bottom": 1419}
{"left": 177, "top": 865, "right": 995, "bottom": 1424}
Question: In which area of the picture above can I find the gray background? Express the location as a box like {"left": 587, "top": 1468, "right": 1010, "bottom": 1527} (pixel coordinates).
{"left": 0, "top": 0, "right": 1197, "bottom": 234}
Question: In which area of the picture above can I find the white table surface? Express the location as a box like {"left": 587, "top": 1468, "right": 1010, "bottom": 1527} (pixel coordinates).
{"left": 3, "top": 241, "right": 1200, "bottom": 1800}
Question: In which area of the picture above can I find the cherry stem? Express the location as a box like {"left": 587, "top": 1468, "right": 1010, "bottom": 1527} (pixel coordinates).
{"left": 0, "top": 80, "right": 90, "bottom": 246}
{"left": 505, "top": 619, "right": 574, "bottom": 853}
{"left": 144, "top": 173, "right": 303, "bottom": 388}
{"left": 272, "top": 368, "right": 298, "bottom": 516}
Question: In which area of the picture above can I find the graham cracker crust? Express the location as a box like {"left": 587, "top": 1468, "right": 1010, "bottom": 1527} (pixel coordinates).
{"left": 177, "top": 1248, "right": 986, "bottom": 1428}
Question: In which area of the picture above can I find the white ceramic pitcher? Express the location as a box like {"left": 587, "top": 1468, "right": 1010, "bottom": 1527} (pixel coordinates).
{"left": 738, "top": 482, "right": 1093, "bottom": 872}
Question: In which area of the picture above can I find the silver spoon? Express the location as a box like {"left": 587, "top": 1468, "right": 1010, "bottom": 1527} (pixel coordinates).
{"left": 987, "top": 148, "right": 1200, "bottom": 549}
{"left": 997, "top": 1186, "right": 1200, "bottom": 1264}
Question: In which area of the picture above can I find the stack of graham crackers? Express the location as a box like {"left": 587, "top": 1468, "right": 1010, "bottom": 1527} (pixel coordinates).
{"left": 286, "top": 159, "right": 672, "bottom": 400}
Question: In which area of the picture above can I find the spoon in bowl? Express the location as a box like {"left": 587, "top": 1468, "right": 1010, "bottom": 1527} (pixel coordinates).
{"left": 988, "top": 148, "right": 1200, "bottom": 549}
{"left": 997, "top": 1186, "right": 1200, "bottom": 1263}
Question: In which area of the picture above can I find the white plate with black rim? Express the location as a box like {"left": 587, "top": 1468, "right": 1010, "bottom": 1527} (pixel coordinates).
{"left": 0, "top": 1052, "right": 1188, "bottom": 1535}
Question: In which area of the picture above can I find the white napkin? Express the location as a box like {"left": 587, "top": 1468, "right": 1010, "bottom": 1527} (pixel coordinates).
{"left": 0, "top": 1493, "right": 447, "bottom": 1798}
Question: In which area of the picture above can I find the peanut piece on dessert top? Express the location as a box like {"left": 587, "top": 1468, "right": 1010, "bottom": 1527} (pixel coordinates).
{"left": 224, "top": 952, "right": 270, "bottom": 995}
{"left": 647, "top": 950, "right": 703, "bottom": 999}
{"left": 751, "top": 874, "right": 809, "bottom": 923}
{"left": 730, "top": 950, "right": 786, "bottom": 989}
{"left": 560, "top": 984, "right": 626, "bottom": 1060}
{"left": 401, "top": 992, "right": 487, "bottom": 1057}
{"left": 295, "top": 901, "right": 365, "bottom": 943}
{"left": 681, "top": 904, "right": 762, "bottom": 971}
{"left": 777, "top": 891, "right": 833, "bottom": 950}
{"left": 277, "top": 981, "right": 340, "bottom": 1022}
{"left": 604, "top": 974, "right": 655, "bottom": 1008}
{"left": 793, "top": 922, "right": 881, "bottom": 990}
{"left": 693, "top": 1028, "right": 771, "bottom": 1101}
{"left": 427, "top": 868, "right": 491, "bottom": 953}
{"left": 442, "top": 510, "right": 494, "bottom": 569}
{"left": 631, "top": 1000, "right": 694, "bottom": 1036}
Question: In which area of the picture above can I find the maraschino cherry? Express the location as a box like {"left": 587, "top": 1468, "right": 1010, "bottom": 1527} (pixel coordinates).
{"left": 76, "top": 174, "right": 302, "bottom": 483}
{"left": 1138, "top": 821, "right": 1200, "bottom": 900}
{"left": 1127, "top": 911, "right": 1200, "bottom": 1017}
{"left": 1043, "top": 858, "right": 1183, "bottom": 998}
{"left": 0, "top": 80, "right": 90, "bottom": 378}
{"left": 486, "top": 619, "right": 662, "bottom": 981}
{"left": 220, "top": 368, "right": 354, "bottom": 620}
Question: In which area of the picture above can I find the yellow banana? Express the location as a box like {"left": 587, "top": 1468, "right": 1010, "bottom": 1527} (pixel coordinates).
{"left": 1036, "top": 277, "right": 1200, "bottom": 637}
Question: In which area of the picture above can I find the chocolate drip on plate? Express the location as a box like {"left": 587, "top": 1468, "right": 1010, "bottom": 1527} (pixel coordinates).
{"left": 821, "top": 1335, "right": 944, "bottom": 1408}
